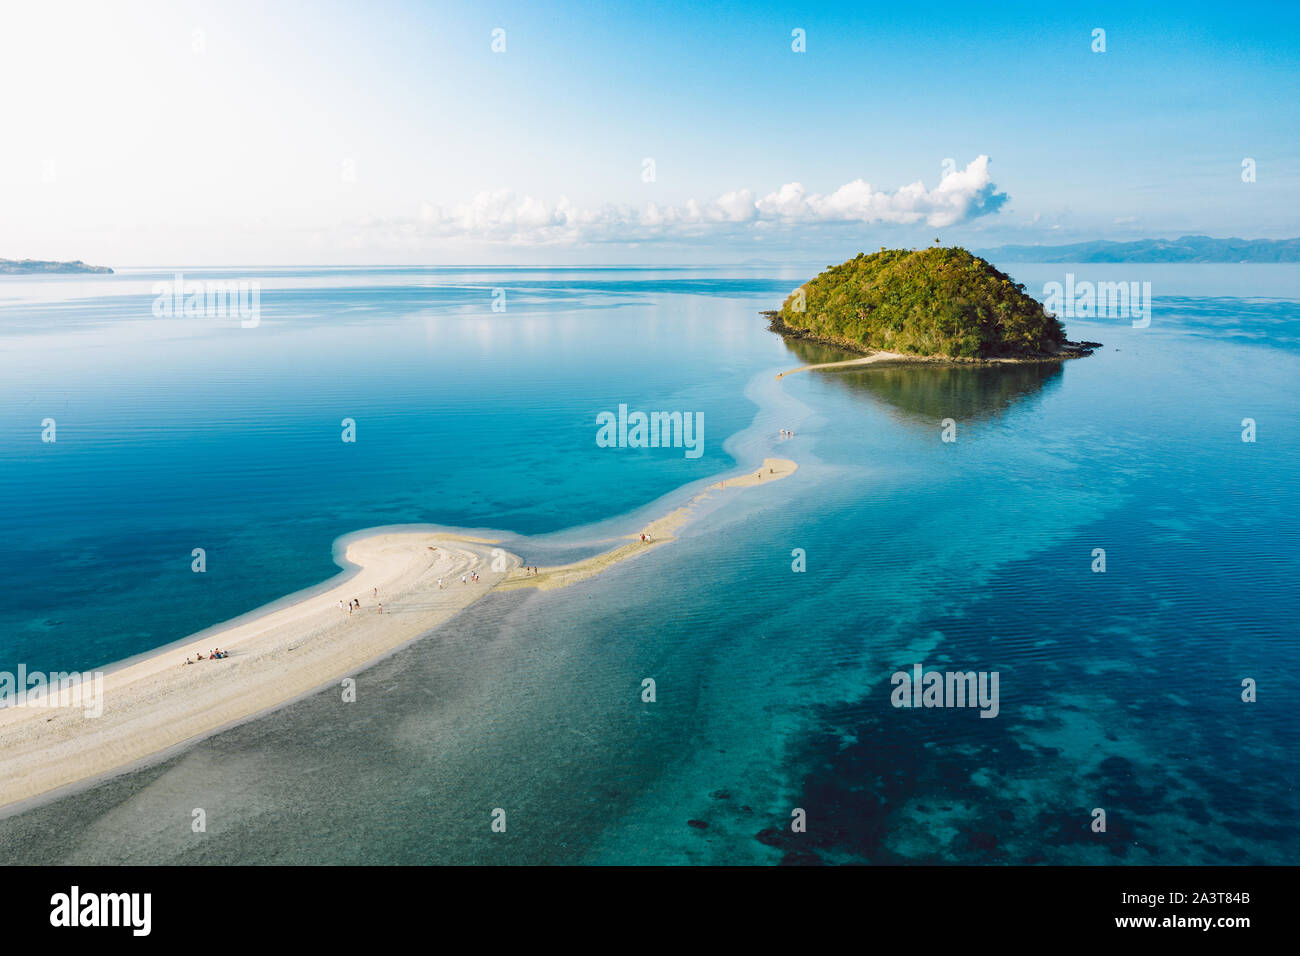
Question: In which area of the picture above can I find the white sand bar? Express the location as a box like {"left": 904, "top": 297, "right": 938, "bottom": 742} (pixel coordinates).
{"left": 0, "top": 459, "right": 800, "bottom": 812}
{"left": 0, "top": 532, "right": 514, "bottom": 811}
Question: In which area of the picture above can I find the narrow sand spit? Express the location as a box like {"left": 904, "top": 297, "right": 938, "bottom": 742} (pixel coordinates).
{"left": 499, "top": 458, "right": 797, "bottom": 591}
{"left": 775, "top": 346, "right": 1088, "bottom": 379}
{"left": 775, "top": 350, "right": 909, "bottom": 379}
{"left": 0, "top": 459, "right": 798, "bottom": 811}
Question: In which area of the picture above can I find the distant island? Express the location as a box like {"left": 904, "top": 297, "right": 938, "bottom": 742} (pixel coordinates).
{"left": 0, "top": 258, "right": 113, "bottom": 275}
{"left": 765, "top": 247, "right": 1097, "bottom": 362}
{"left": 976, "top": 235, "right": 1300, "bottom": 263}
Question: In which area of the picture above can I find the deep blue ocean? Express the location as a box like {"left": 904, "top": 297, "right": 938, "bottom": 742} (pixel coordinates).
{"left": 0, "top": 263, "right": 1296, "bottom": 864}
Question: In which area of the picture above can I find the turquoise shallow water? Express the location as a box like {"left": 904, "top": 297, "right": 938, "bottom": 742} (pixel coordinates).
{"left": 0, "top": 264, "right": 1296, "bottom": 864}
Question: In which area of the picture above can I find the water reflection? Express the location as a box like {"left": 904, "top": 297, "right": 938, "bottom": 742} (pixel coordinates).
{"left": 781, "top": 337, "right": 1064, "bottom": 426}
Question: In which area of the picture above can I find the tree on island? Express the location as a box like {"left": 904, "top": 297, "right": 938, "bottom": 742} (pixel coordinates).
{"left": 773, "top": 246, "right": 1068, "bottom": 359}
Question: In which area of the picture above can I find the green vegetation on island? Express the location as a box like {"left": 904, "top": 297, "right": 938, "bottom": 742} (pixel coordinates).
{"left": 0, "top": 258, "right": 113, "bottom": 275}
{"left": 768, "top": 246, "right": 1090, "bottom": 360}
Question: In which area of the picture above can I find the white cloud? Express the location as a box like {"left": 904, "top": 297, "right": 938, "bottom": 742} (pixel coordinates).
{"left": 389, "top": 156, "right": 1008, "bottom": 246}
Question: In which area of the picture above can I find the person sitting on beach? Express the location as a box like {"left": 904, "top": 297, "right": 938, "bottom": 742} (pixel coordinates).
{"left": 183, "top": 657, "right": 193, "bottom": 666}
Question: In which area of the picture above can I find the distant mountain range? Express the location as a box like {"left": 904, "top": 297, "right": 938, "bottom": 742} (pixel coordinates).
{"left": 976, "top": 236, "right": 1300, "bottom": 263}
{"left": 0, "top": 258, "right": 113, "bottom": 275}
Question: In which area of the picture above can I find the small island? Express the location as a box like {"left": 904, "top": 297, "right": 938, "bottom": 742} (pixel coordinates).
{"left": 0, "top": 258, "right": 113, "bottom": 275}
{"left": 765, "top": 246, "right": 1097, "bottom": 362}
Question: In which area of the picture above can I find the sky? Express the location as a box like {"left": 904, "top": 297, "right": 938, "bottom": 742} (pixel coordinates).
{"left": 1, "top": 0, "right": 1297, "bottom": 266}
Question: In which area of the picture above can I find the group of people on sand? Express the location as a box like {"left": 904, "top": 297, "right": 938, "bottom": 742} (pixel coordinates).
{"left": 523, "top": 565, "right": 540, "bottom": 575}
{"left": 183, "top": 648, "right": 228, "bottom": 666}
{"left": 341, "top": 587, "right": 383, "bottom": 614}
{"left": 638, "top": 533, "right": 654, "bottom": 543}
{"left": 444, "top": 570, "right": 486, "bottom": 586}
